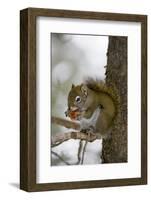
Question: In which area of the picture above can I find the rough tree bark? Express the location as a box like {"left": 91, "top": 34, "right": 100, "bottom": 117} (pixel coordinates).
{"left": 102, "top": 36, "right": 127, "bottom": 163}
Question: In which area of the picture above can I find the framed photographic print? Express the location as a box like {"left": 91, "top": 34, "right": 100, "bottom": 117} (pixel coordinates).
{"left": 20, "top": 8, "right": 147, "bottom": 191}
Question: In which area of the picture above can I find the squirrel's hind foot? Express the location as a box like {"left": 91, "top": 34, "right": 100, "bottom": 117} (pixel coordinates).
{"left": 81, "top": 126, "right": 97, "bottom": 142}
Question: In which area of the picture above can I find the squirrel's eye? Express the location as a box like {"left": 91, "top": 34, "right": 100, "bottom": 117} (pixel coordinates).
{"left": 75, "top": 96, "right": 81, "bottom": 103}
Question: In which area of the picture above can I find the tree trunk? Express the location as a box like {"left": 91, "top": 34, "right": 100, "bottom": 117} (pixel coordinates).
{"left": 102, "top": 36, "right": 127, "bottom": 163}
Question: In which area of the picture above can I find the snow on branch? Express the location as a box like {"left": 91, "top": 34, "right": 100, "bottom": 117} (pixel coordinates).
{"left": 52, "top": 116, "right": 80, "bottom": 130}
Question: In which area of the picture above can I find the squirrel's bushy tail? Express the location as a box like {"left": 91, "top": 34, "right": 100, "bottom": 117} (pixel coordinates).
{"left": 85, "top": 78, "right": 120, "bottom": 117}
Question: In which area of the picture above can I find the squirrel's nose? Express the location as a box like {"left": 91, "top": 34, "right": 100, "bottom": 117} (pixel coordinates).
{"left": 65, "top": 110, "right": 68, "bottom": 117}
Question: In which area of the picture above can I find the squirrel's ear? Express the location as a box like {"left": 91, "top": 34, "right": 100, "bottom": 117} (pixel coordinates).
{"left": 81, "top": 84, "right": 88, "bottom": 96}
{"left": 71, "top": 84, "right": 75, "bottom": 89}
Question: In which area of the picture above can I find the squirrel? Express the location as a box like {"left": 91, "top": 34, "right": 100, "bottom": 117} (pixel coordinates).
{"left": 65, "top": 78, "right": 119, "bottom": 138}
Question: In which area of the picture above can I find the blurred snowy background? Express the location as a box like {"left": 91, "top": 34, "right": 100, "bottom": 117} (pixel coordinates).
{"left": 51, "top": 33, "right": 108, "bottom": 166}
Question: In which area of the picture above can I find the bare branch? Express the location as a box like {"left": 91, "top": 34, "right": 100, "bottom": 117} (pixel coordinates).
{"left": 52, "top": 116, "right": 80, "bottom": 130}
{"left": 51, "top": 150, "right": 71, "bottom": 165}
{"left": 81, "top": 141, "right": 88, "bottom": 164}
{"left": 76, "top": 140, "right": 83, "bottom": 165}
{"left": 51, "top": 131, "right": 100, "bottom": 148}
